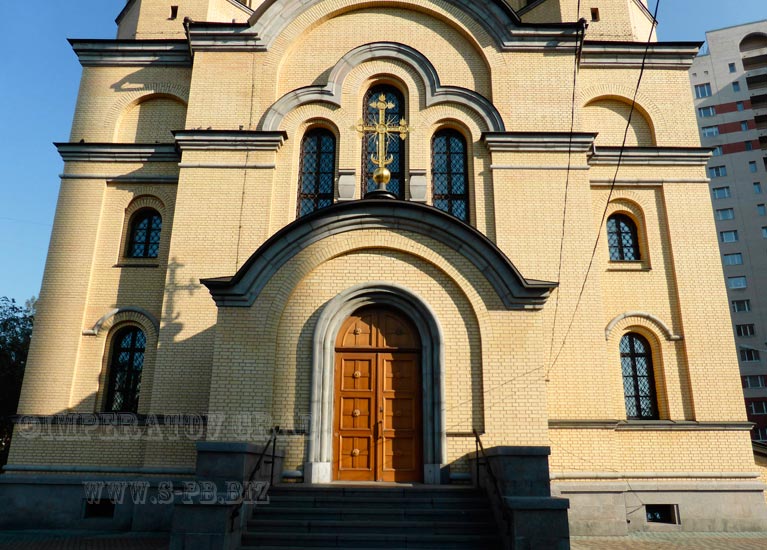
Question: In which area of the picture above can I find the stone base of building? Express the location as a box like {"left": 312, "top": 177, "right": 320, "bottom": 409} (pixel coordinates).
{"left": 0, "top": 470, "right": 184, "bottom": 531}
{"left": 553, "top": 479, "right": 767, "bottom": 536}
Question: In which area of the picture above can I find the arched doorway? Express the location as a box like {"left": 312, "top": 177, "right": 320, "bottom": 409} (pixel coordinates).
{"left": 333, "top": 307, "right": 423, "bottom": 482}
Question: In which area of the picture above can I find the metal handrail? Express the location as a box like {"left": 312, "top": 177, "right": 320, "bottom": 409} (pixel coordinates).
{"left": 473, "top": 429, "right": 511, "bottom": 536}
{"left": 230, "top": 426, "right": 279, "bottom": 527}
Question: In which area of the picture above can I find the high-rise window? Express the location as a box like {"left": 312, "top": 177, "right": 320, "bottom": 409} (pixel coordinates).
{"left": 733, "top": 299, "right": 751, "bottom": 312}
{"left": 712, "top": 186, "right": 731, "bottom": 199}
{"left": 729, "top": 62, "right": 737, "bottom": 73}
{"left": 755, "top": 182, "right": 763, "bottom": 194}
{"left": 728, "top": 276, "right": 747, "bottom": 289}
{"left": 742, "top": 121, "right": 750, "bottom": 132}
{"left": 694, "top": 83, "right": 712, "bottom": 98}
{"left": 741, "top": 348, "right": 761, "bottom": 362}
{"left": 733, "top": 81, "right": 741, "bottom": 92}
{"left": 749, "top": 161, "right": 758, "bottom": 173}
{"left": 698, "top": 106, "right": 716, "bottom": 117}
{"left": 743, "top": 376, "right": 766, "bottom": 388}
{"left": 737, "top": 101, "right": 745, "bottom": 111}
{"left": 737, "top": 324, "right": 756, "bottom": 337}
{"left": 702, "top": 126, "right": 719, "bottom": 137}
{"left": 758, "top": 204, "right": 766, "bottom": 216}
{"left": 720, "top": 230, "right": 738, "bottom": 243}
{"left": 715, "top": 208, "right": 735, "bottom": 220}
{"left": 709, "top": 166, "right": 727, "bottom": 178}
{"left": 724, "top": 253, "right": 743, "bottom": 266}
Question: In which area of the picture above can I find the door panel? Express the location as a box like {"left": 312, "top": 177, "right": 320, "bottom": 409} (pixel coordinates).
{"left": 334, "top": 309, "right": 422, "bottom": 482}
{"left": 380, "top": 353, "right": 421, "bottom": 481}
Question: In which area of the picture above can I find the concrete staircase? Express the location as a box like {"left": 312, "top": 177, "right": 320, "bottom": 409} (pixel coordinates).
{"left": 240, "top": 485, "right": 503, "bottom": 549}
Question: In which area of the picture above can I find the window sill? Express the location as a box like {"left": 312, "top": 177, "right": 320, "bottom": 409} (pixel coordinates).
{"left": 548, "top": 419, "right": 754, "bottom": 431}
{"left": 606, "top": 261, "right": 650, "bottom": 272}
{"left": 114, "top": 261, "right": 160, "bottom": 268}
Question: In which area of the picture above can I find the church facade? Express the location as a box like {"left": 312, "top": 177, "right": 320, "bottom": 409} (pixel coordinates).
{"left": 5, "top": 0, "right": 767, "bottom": 537}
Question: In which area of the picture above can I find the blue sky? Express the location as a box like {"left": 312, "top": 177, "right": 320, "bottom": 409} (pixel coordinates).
{"left": 0, "top": 0, "right": 765, "bottom": 303}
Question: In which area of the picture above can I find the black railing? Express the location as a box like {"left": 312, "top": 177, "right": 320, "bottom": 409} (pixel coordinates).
{"left": 230, "top": 426, "right": 279, "bottom": 528}
{"left": 473, "top": 429, "right": 511, "bottom": 536}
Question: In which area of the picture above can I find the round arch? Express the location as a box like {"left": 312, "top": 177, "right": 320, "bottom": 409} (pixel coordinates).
{"left": 306, "top": 282, "right": 446, "bottom": 484}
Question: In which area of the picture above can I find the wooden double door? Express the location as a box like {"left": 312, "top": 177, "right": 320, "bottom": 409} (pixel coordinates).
{"left": 333, "top": 308, "right": 423, "bottom": 482}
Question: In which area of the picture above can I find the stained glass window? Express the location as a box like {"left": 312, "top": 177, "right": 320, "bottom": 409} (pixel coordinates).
{"left": 362, "top": 86, "right": 405, "bottom": 199}
{"left": 105, "top": 327, "right": 145, "bottom": 413}
{"left": 607, "top": 214, "right": 639, "bottom": 261}
{"left": 432, "top": 129, "right": 469, "bottom": 222}
{"left": 127, "top": 209, "right": 162, "bottom": 258}
{"left": 620, "top": 333, "right": 658, "bottom": 420}
{"left": 297, "top": 128, "right": 336, "bottom": 217}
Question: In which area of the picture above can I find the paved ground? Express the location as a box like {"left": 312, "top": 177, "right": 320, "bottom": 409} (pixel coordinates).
{"left": 0, "top": 532, "right": 168, "bottom": 550}
{"left": 1, "top": 531, "right": 767, "bottom": 549}
{"left": 572, "top": 532, "right": 767, "bottom": 549}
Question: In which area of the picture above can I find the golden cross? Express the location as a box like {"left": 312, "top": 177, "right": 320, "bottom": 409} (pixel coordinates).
{"left": 355, "top": 93, "right": 409, "bottom": 190}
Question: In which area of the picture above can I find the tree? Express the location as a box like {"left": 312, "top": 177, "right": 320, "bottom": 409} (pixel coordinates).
{"left": 0, "top": 297, "right": 34, "bottom": 466}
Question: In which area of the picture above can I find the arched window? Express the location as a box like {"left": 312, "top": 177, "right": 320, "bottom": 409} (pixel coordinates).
{"left": 607, "top": 214, "right": 639, "bottom": 261}
{"left": 620, "top": 333, "right": 658, "bottom": 420}
{"left": 297, "top": 128, "right": 336, "bottom": 217}
{"left": 127, "top": 209, "right": 162, "bottom": 258}
{"left": 362, "top": 85, "right": 405, "bottom": 199}
{"left": 105, "top": 326, "right": 146, "bottom": 413}
{"left": 432, "top": 129, "right": 469, "bottom": 222}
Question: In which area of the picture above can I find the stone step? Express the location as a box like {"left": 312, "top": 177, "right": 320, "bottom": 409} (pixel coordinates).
{"left": 252, "top": 506, "right": 492, "bottom": 521}
{"left": 265, "top": 495, "right": 491, "bottom": 510}
{"left": 240, "top": 532, "right": 501, "bottom": 548}
{"left": 246, "top": 518, "right": 495, "bottom": 535}
{"left": 267, "top": 486, "right": 484, "bottom": 498}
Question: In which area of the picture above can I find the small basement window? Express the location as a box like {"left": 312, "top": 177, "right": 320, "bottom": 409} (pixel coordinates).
{"left": 169, "top": 5, "right": 179, "bottom": 19}
{"left": 590, "top": 8, "right": 600, "bottom": 21}
{"left": 84, "top": 500, "right": 115, "bottom": 519}
{"left": 646, "top": 504, "right": 679, "bottom": 524}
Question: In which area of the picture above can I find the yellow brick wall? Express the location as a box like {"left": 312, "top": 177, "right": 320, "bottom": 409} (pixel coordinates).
{"left": 11, "top": 0, "right": 758, "bottom": 483}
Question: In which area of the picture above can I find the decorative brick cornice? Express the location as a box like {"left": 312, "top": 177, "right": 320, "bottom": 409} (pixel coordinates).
{"left": 55, "top": 143, "right": 180, "bottom": 163}
{"left": 581, "top": 41, "right": 702, "bottom": 69}
{"left": 174, "top": 130, "right": 288, "bottom": 151}
{"left": 186, "top": 22, "right": 264, "bottom": 52}
{"left": 69, "top": 40, "right": 191, "bottom": 67}
{"left": 482, "top": 132, "right": 597, "bottom": 152}
{"left": 589, "top": 146, "right": 712, "bottom": 166}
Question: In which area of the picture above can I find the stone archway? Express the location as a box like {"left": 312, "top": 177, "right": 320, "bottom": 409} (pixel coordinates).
{"left": 305, "top": 282, "right": 446, "bottom": 484}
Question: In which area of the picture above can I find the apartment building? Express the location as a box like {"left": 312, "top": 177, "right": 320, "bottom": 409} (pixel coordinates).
{"left": 690, "top": 21, "right": 767, "bottom": 441}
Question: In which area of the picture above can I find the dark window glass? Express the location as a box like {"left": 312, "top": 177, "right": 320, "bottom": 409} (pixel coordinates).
{"left": 432, "top": 129, "right": 469, "bottom": 222}
{"left": 362, "top": 85, "right": 405, "bottom": 199}
{"left": 297, "top": 129, "right": 336, "bottom": 217}
{"left": 620, "top": 333, "right": 659, "bottom": 420}
{"left": 607, "top": 214, "right": 640, "bottom": 261}
{"left": 105, "top": 327, "right": 145, "bottom": 413}
{"left": 127, "top": 209, "right": 162, "bottom": 258}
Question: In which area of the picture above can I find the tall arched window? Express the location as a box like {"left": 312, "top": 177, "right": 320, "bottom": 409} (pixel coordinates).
{"left": 105, "top": 326, "right": 146, "bottom": 413}
{"left": 432, "top": 129, "right": 469, "bottom": 222}
{"left": 362, "top": 85, "right": 405, "bottom": 199}
{"left": 297, "top": 128, "right": 336, "bottom": 217}
{"left": 127, "top": 209, "right": 162, "bottom": 258}
{"left": 607, "top": 214, "right": 639, "bottom": 261}
{"left": 620, "top": 333, "right": 658, "bottom": 420}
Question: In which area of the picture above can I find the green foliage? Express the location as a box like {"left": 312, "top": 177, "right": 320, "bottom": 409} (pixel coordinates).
{"left": 0, "top": 297, "right": 34, "bottom": 466}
